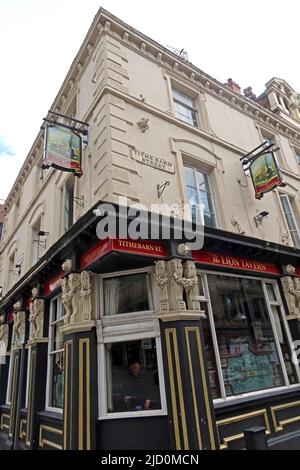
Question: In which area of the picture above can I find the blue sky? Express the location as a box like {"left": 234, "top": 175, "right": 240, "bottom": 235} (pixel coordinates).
{"left": 1, "top": 0, "right": 299, "bottom": 200}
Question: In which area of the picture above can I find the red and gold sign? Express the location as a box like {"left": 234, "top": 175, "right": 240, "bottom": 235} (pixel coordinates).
{"left": 81, "top": 238, "right": 167, "bottom": 269}
{"left": 44, "top": 271, "right": 64, "bottom": 297}
{"left": 192, "top": 250, "right": 281, "bottom": 275}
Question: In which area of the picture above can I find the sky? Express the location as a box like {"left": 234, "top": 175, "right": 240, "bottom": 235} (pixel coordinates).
{"left": 0, "top": 0, "right": 299, "bottom": 201}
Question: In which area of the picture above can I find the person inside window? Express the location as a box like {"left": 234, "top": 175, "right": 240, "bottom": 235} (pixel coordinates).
{"left": 124, "top": 360, "right": 151, "bottom": 411}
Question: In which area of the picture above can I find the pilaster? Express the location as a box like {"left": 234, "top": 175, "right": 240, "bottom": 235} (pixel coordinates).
{"left": 155, "top": 258, "right": 219, "bottom": 450}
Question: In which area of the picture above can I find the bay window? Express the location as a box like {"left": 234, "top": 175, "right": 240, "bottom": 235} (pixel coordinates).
{"left": 199, "top": 272, "right": 299, "bottom": 400}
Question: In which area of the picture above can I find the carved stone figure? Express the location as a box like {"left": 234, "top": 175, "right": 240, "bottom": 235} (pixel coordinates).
{"left": 0, "top": 323, "right": 9, "bottom": 356}
{"left": 281, "top": 275, "right": 299, "bottom": 317}
{"left": 286, "top": 264, "right": 296, "bottom": 275}
{"left": 29, "top": 299, "right": 44, "bottom": 341}
{"left": 177, "top": 243, "right": 189, "bottom": 256}
{"left": 69, "top": 273, "right": 82, "bottom": 323}
{"left": 12, "top": 311, "right": 25, "bottom": 348}
{"left": 166, "top": 259, "right": 186, "bottom": 311}
{"left": 62, "top": 276, "right": 72, "bottom": 325}
{"left": 32, "top": 287, "right": 39, "bottom": 299}
{"left": 154, "top": 260, "right": 169, "bottom": 311}
{"left": 182, "top": 261, "right": 200, "bottom": 311}
{"left": 292, "top": 277, "right": 300, "bottom": 316}
{"left": 62, "top": 259, "right": 73, "bottom": 275}
{"left": 81, "top": 271, "right": 94, "bottom": 321}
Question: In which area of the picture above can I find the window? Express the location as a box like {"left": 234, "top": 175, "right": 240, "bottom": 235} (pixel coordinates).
{"left": 280, "top": 194, "right": 300, "bottom": 248}
{"left": 200, "top": 272, "right": 299, "bottom": 400}
{"left": 106, "top": 339, "right": 161, "bottom": 413}
{"left": 8, "top": 250, "right": 17, "bottom": 290}
{"left": 103, "top": 273, "right": 153, "bottom": 315}
{"left": 172, "top": 89, "right": 198, "bottom": 126}
{"left": 62, "top": 178, "right": 75, "bottom": 234}
{"left": 46, "top": 296, "right": 64, "bottom": 411}
{"left": 32, "top": 217, "right": 42, "bottom": 266}
{"left": 13, "top": 197, "right": 20, "bottom": 228}
{"left": 35, "top": 162, "right": 44, "bottom": 190}
{"left": 184, "top": 165, "right": 216, "bottom": 227}
{"left": 277, "top": 94, "right": 290, "bottom": 115}
{"left": 99, "top": 268, "right": 166, "bottom": 418}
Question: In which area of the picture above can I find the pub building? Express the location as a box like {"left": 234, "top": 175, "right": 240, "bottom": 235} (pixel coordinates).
{"left": 1, "top": 207, "right": 300, "bottom": 450}
{"left": 1, "top": 8, "right": 300, "bottom": 451}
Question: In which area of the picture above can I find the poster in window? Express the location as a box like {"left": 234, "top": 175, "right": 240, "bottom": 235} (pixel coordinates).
{"left": 43, "top": 124, "right": 83, "bottom": 177}
{"left": 249, "top": 151, "right": 284, "bottom": 199}
{"left": 225, "top": 351, "right": 276, "bottom": 394}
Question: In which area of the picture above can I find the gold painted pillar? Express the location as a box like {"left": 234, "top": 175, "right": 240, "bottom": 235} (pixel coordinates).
{"left": 155, "top": 258, "right": 219, "bottom": 450}
{"left": 61, "top": 270, "right": 98, "bottom": 450}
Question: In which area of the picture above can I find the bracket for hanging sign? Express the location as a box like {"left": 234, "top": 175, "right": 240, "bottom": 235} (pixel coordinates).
{"left": 157, "top": 180, "right": 170, "bottom": 198}
{"left": 73, "top": 196, "right": 85, "bottom": 208}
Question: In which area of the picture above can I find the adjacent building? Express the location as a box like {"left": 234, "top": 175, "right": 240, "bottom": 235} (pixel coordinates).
{"left": 1, "top": 8, "right": 300, "bottom": 450}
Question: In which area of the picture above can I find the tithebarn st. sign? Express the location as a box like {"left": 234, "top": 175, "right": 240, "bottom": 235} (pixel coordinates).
{"left": 133, "top": 149, "right": 176, "bottom": 174}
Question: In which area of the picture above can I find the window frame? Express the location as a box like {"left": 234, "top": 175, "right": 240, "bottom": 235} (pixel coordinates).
{"left": 279, "top": 193, "right": 300, "bottom": 248}
{"left": 198, "top": 270, "right": 300, "bottom": 405}
{"left": 100, "top": 267, "right": 155, "bottom": 319}
{"left": 98, "top": 267, "right": 167, "bottom": 420}
{"left": 183, "top": 164, "right": 217, "bottom": 228}
{"left": 45, "top": 295, "right": 65, "bottom": 413}
{"left": 172, "top": 88, "right": 198, "bottom": 127}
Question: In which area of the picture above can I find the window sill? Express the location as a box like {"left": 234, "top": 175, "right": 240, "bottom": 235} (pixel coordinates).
{"left": 37, "top": 409, "right": 63, "bottom": 421}
{"left": 98, "top": 410, "right": 168, "bottom": 420}
{"left": 214, "top": 384, "right": 300, "bottom": 410}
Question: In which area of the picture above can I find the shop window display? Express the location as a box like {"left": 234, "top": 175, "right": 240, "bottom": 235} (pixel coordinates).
{"left": 203, "top": 274, "right": 299, "bottom": 397}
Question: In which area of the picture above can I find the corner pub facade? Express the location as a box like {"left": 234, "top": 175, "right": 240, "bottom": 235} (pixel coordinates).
{"left": 2, "top": 9, "right": 300, "bottom": 452}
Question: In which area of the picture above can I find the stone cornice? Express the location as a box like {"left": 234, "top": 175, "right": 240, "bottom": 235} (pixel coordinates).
{"left": 4, "top": 7, "right": 300, "bottom": 213}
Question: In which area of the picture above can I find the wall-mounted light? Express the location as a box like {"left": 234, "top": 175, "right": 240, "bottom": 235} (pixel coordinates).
{"left": 9, "top": 265, "right": 21, "bottom": 277}
{"left": 73, "top": 195, "right": 85, "bottom": 208}
{"left": 254, "top": 211, "right": 269, "bottom": 227}
{"left": 33, "top": 231, "right": 49, "bottom": 259}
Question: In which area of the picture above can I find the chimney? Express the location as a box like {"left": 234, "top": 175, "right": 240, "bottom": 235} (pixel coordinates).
{"left": 226, "top": 78, "right": 241, "bottom": 94}
{"left": 244, "top": 86, "right": 257, "bottom": 101}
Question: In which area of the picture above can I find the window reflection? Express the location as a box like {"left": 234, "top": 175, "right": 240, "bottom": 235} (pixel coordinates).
{"left": 104, "top": 273, "right": 152, "bottom": 315}
{"left": 106, "top": 339, "right": 161, "bottom": 413}
{"left": 207, "top": 275, "right": 286, "bottom": 396}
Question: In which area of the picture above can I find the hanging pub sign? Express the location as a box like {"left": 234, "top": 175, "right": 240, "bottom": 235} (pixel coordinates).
{"left": 241, "top": 141, "right": 285, "bottom": 199}
{"left": 42, "top": 110, "right": 89, "bottom": 177}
